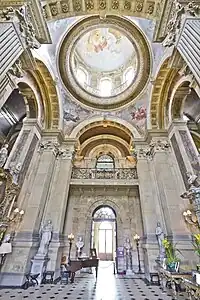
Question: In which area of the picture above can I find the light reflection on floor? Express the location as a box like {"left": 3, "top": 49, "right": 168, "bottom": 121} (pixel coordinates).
{"left": 0, "top": 261, "right": 187, "bottom": 299}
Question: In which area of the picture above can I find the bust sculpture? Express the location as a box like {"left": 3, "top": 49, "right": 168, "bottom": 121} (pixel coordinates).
{"left": 155, "top": 222, "right": 165, "bottom": 261}
{"left": 124, "top": 237, "right": 133, "bottom": 270}
{"left": 76, "top": 236, "right": 84, "bottom": 257}
{"left": 0, "top": 144, "right": 8, "bottom": 168}
{"left": 37, "top": 220, "right": 53, "bottom": 256}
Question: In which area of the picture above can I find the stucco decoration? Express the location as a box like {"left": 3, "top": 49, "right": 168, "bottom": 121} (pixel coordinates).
{"left": 58, "top": 15, "right": 151, "bottom": 110}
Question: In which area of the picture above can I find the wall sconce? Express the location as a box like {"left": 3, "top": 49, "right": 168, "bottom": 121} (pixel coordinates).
{"left": 183, "top": 210, "right": 199, "bottom": 228}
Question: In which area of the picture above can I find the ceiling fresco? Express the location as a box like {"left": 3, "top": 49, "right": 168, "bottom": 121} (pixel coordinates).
{"left": 75, "top": 27, "right": 136, "bottom": 72}
{"left": 34, "top": 16, "right": 165, "bottom": 135}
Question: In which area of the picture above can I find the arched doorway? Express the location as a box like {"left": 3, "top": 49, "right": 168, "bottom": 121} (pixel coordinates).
{"left": 91, "top": 206, "right": 116, "bottom": 261}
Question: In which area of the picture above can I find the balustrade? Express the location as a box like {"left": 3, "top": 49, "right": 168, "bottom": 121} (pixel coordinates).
{"left": 71, "top": 168, "right": 138, "bottom": 180}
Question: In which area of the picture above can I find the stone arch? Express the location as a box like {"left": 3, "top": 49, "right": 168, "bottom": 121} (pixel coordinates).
{"left": 167, "top": 78, "right": 191, "bottom": 124}
{"left": 150, "top": 58, "right": 179, "bottom": 129}
{"left": 17, "top": 82, "right": 38, "bottom": 119}
{"left": 28, "top": 59, "right": 60, "bottom": 129}
{"left": 70, "top": 115, "right": 142, "bottom": 139}
{"left": 84, "top": 198, "right": 125, "bottom": 253}
{"left": 80, "top": 135, "right": 130, "bottom": 158}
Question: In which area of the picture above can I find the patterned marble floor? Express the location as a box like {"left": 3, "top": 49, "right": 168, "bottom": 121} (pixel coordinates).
{"left": 0, "top": 262, "right": 187, "bottom": 300}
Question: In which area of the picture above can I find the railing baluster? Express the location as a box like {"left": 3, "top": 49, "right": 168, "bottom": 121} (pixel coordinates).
{"left": 71, "top": 168, "right": 138, "bottom": 180}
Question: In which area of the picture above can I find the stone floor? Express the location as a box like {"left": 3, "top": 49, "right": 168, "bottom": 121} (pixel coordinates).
{"left": 0, "top": 262, "right": 188, "bottom": 300}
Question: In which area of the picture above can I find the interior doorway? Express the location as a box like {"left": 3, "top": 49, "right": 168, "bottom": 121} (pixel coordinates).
{"left": 91, "top": 206, "right": 116, "bottom": 260}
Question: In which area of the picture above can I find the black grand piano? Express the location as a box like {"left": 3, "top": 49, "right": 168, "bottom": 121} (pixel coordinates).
{"left": 67, "top": 258, "right": 99, "bottom": 283}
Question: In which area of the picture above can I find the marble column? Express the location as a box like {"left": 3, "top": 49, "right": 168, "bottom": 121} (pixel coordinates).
{"left": 42, "top": 139, "right": 76, "bottom": 279}
{"left": 0, "top": 130, "right": 62, "bottom": 286}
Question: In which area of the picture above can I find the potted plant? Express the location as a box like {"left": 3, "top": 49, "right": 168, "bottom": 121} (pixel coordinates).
{"left": 192, "top": 234, "right": 200, "bottom": 284}
{"left": 162, "top": 238, "right": 181, "bottom": 272}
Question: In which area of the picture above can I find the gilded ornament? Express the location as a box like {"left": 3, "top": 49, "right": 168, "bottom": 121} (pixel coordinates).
{"left": 112, "top": 0, "right": 119, "bottom": 10}
{"left": 124, "top": 1, "right": 131, "bottom": 10}
{"left": 99, "top": 0, "right": 106, "bottom": 10}
{"left": 135, "top": 1, "right": 143, "bottom": 12}
{"left": 61, "top": 1, "right": 69, "bottom": 13}
{"left": 85, "top": 0, "right": 94, "bottom": 10}
{"left": 146, "top": 3, "right": 154, "bottom": 15}
{"left": 74, "top": 0, "right": 82, "bottom": 11}
{"left": 50, "top": 4, "right": 58, "bottom": 16}
{"left": 42, "top": 5, "right": 48, "bottom": 18}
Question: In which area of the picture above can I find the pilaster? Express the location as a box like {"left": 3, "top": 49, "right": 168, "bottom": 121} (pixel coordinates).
{"left": 0, "top": 130, "right": 62, "bottom": 286}
{"left": 43, "top": 138, "right": 77, "bottom": 278}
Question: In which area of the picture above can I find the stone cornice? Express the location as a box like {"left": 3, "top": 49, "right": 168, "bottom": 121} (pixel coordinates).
{"left": 27, "top": 0, "right": 52, "bottom": 44}
{"left": 42, "top": 0, "right": 161, "bottom": 21}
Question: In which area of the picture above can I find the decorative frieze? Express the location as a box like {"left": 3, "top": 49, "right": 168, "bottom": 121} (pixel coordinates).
{"left": 43, "top": 0, "right": 159, "bottom": 20}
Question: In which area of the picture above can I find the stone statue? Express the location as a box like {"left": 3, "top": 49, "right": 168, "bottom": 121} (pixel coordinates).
{"left": 124, "top": 237, "right": 133, "bottom": 270}
{"left": 76, "top": 236, "right": 84, "bottom": 257}
{"left": 155, "top": 222, "right": 165, "bottom": 261}
{"left": 10, "top": 163, "right": 21, "bottom": 184}
{"left": 37, "top": 220, "right": 53, "bottom": 256}
{"left": 0, "top": 144, "right": 8, "bottom": 168}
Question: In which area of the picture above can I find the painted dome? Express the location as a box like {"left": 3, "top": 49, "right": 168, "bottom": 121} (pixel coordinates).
{"left": 59, "top": 16, "right": 151, "bottom": 109}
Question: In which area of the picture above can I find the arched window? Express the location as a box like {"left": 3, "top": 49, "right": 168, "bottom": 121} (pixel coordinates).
{"left": 124, "top": 67, "right": 134, "bottom": 85}
{"left": 76, "top": 67, "right": 88, "bottom": 85}
{"left": 93, "top": 206, "right": 116, "bottom": 220}
{"left": 96, "top": 154, "right": 115, "bottom": 169}
{"left": 99, "top": 78, "right": 112, "bottom": 97}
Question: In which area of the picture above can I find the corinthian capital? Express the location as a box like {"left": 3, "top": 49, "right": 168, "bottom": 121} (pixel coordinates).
{"left": 54, "top": 146, "right": 75, "bottom": 160}
{"left": 38, "top": 140, "right": 59, "bottom": 153}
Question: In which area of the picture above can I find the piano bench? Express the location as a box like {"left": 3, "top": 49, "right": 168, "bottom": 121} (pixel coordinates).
{"left": 60, "top": 271, "right": 70, "bottom": 285}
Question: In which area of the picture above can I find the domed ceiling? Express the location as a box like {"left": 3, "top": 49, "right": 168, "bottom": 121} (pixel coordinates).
{"left": 58, "top": 16, "right": 151, "bottom": 110}
{"left": 75, "top": 28, "right": 136, "bottom": 72}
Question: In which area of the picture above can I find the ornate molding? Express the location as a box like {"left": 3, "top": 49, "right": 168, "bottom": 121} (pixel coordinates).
{"left": 8, "top": 60, "right": 23, "bottom": 78}
{"left": 43, "top": 0, "right": 161, "bottom": 21}
{"left": 38, "top": 140, "right": 59, "bottom": 152}
{"left": 59, "top": 15, "right": 151, "bottom": 110}
{"left": 27, "top": 0, "right": 52, "bottom": 44}
{"left": 163, "top": 1, "right": 200, "bottom": 47}
{"left": 0, "top": 5, "right": 40, "bottom": 49}
{"left": 38, "top": 141, "right": 75, "bottom": 160}
{"left": 54, "top": 146, "right": 75, "bottom": 160}
{"left": 137, "top": 140, "right": 170, "bottom": 160}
